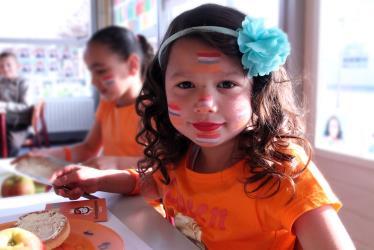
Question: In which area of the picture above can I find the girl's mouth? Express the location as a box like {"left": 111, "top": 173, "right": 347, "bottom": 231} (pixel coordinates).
{"left": 192, "top": 122, "right": 223, "bottom": 132}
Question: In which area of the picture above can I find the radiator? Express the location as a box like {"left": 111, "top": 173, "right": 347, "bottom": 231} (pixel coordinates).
{"left": 44, "top": 97, "right": 95, "bottom": 133}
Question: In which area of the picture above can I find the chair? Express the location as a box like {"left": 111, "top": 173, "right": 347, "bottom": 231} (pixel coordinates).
{"left": 0, "top": 111, "right": 7, "bottom": 157}
{"left": 0, "top": 101, "right": 49, "bottom": 158}
{"left": 23, "top": 101, "right": 50, "bottom": 148}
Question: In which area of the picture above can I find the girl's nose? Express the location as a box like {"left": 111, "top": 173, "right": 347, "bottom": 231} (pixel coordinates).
{"left": 193, "top": 96, "right": 217, "bottom": 113}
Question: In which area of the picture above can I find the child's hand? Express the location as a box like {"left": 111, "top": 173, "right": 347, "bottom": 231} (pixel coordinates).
{"left": 50, "top": 165, "right": 103, "bottom": 200}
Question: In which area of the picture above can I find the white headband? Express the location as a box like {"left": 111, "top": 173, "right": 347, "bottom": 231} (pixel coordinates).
{"left": 157, "top": 26, "right": 238, "bottom": 66}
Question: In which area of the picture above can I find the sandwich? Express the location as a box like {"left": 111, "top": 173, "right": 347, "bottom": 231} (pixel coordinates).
{"left": 17, "top": 210, "right": 70, "bottom": 249}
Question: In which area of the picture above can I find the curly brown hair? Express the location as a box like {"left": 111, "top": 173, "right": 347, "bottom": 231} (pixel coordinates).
{"left": 136, "top": 4, "right": 311, "bottom": 199}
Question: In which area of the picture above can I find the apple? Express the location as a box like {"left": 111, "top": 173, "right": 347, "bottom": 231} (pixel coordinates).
{"left": 1, "top": 175, "right": 35, "bottom": 197}
{"left": 0, "top": 227, "right": 45, "bottom": 249}
{"left": 33, "top": 181, "right": 50, "bottom": 194}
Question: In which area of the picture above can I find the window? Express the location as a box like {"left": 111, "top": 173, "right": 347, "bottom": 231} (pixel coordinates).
{"left": 0, "top": 0, "right": 93, "bottom": 98}
{"left": 314, "top": 0, "right": 374, "bottom": 161}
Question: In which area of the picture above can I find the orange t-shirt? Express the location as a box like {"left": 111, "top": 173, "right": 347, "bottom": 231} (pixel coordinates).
{"left": 151, "top": 147, "right": 342, "bottom": 249}
{"left": 96, "top": 100, "right": 143, "bottom": 156}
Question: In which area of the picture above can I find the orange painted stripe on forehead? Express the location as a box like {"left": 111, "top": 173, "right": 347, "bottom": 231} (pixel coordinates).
{"left": 190, "top": 63, "right": 222, "bottom": 73}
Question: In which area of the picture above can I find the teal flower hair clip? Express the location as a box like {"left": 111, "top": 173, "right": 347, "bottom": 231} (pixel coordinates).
{"left": 237, "top": 16, "right": 291, "bottom": 77}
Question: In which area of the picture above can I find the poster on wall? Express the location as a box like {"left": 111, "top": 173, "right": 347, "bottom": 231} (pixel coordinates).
{"left": 113, "top": 0, "right": 158, "bottom": 48}
{"left": 315, "top": 0, "right": 374, "bottom": 161}
{"left": 0, "top": 43, "right": 92, "bottom": 98}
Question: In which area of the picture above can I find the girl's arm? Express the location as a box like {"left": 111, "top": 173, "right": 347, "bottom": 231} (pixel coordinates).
{"left": 83, "top": 156, "right": 142, "bottom": 170}
{"left": 50, "top": 165, "right": 137, "bottom": 200}
{"left": 294, "top": 205, "right": 356, "bottom": 250}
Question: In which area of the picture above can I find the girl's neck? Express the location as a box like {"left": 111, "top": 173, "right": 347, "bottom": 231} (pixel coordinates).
{"left": 116, "top": 78, "right": 142, "bottom": 107}
{"left": 192, "top": 138, "right": 241, "bottom": 173}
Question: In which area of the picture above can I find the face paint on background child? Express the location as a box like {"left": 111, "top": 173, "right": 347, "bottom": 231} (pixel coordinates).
{"left": 101, "top": 74, "right": 115, "bottom": 86}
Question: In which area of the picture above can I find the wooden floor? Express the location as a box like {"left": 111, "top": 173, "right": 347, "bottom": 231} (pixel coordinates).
{"left": 315, "top": 154, "right": 374, "bottom": 250}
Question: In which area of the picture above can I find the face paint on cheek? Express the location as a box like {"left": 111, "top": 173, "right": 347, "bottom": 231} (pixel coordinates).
{"left": 195, "top": 132, "right": 221, "bottom": 144}
{"left": 168, "top": 103, "right": 181, "bottom": 116}
{"left": 168, "top": 103, "right": 183, "bottom": 126}
{"left": 101, "top": 74, "right": 115, "bottom": 86}
{"left": 233, "top": 105, "right": 252, "bottom": 130}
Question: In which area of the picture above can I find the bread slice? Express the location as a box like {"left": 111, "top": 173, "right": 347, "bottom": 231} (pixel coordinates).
{"left": 14, "top": 156, "right": 66, "bottom": 185}
{"left": 17, "top": 210, "right": 70, "bottom": 249}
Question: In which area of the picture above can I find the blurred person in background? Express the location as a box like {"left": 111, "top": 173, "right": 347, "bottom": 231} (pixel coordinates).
{"left": 16, "top": 26, "right": 154, "bottom": 170}
{"left": 0, "top": 51, "right": 34, "bottom": 157}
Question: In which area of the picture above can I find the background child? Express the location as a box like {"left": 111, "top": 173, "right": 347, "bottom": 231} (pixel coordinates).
{"left": 17, "top": 26, "right": 154, "bottom": 169}
{"left": 324, "top": 115, "right": 343, "bottom": 141}
{"left": 0, "top": 51, "right": 34, "bottom": 157}
{"left": 52, "top": 4, "right": 355, "bottom": 249}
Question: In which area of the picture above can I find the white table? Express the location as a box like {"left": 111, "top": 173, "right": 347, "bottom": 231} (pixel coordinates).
{"left": 0, "top": 161, "right": 198, "bottom": 250}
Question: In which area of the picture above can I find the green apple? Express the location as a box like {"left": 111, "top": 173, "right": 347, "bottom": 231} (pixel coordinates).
{"left": 0, "top": 227, "right": 45, "bottom": 250}
{"left": 1, "top": 175, "right": 35, "bottom": 197}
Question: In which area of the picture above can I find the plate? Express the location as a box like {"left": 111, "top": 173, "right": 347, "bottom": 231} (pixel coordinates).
{"left": 0, "top": 218, "right": 124, "bottom": 249}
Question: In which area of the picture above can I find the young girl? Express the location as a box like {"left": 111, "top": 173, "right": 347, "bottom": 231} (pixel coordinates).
{"left": 52, "top": 4, "right": 355, "bottom": 249}
{"left": 16, "top": 26, "right": 154, "bottom": 169}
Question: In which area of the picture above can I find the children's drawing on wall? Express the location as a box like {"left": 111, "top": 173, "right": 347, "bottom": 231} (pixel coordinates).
{"left": 323, "top": 115, "right": 344, "bottom": 147}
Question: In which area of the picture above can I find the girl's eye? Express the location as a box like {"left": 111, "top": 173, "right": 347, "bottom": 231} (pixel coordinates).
{"left": 176, "top": 81, "right": 194, "bottom": 89}
{"left": 217, "top": 81, "right": 237, "bottom": 89}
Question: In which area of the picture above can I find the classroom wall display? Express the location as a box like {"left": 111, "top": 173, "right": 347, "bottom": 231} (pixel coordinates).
{"left": 315, "top": 0, "right": 374, "bottom": 161}
{"left": 113, "top": 0, "right": 158, "bottom": 49}
{"left": 0, "top": 43, "right": 92, "bottom": 99}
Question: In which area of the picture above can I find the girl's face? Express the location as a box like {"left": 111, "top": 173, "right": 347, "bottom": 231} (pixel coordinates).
{"left": 84, "top": 42, "right": 133, "bottom": 101}
{"left": 165, "top": 38, "right": 252, "bottom": 148}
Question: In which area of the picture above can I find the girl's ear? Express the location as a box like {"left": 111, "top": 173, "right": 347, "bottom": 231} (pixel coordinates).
{"left": 127, "top": 54, "right": 141, "bottom": 76}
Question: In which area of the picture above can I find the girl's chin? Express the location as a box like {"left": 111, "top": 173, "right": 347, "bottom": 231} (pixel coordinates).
{"left": 193, "top": 138, "right": 222, "bottom": 147}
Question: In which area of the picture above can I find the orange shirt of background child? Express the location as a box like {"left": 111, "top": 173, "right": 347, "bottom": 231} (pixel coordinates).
{"left": 96, "top": 100, "right": 142, "bottom": 156}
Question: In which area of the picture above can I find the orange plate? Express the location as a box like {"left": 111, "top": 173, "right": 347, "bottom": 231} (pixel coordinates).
{"left": 0, "top": 218, "right": 124, "bottom": 250}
